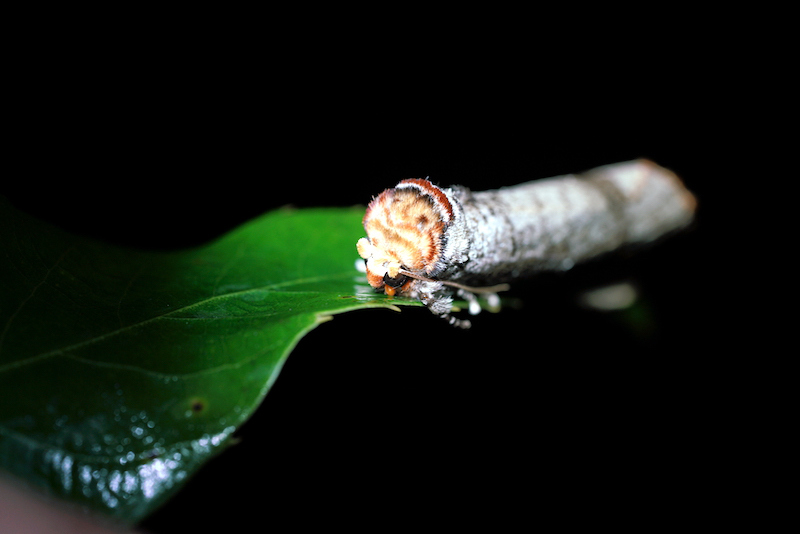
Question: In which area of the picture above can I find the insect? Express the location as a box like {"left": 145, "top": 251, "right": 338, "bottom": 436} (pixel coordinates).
{"left": 356, "top": 159, "right": 696, "bottom": 328}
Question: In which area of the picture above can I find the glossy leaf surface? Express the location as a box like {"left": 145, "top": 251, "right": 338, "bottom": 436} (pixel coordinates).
{"left": 0, "top": 199, "right": 417, "bottom": 522}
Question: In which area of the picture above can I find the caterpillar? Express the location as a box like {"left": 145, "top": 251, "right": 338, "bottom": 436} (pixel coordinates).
{"left": 356, "top": 159, "right": 696, "bottom": 328}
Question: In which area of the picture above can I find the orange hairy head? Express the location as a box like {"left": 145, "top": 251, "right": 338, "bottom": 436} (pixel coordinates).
{"left": 356, "top": 179, "right": 453, "bottom": 295}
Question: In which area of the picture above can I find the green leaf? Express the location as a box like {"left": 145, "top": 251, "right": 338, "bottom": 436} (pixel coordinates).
{"left": 0, "top": 198, "right": 419, "bottom": 523}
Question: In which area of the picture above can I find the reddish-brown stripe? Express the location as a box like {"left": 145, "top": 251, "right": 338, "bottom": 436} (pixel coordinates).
{"left": 397, "top": 178, "right": 454, "bottom": 222}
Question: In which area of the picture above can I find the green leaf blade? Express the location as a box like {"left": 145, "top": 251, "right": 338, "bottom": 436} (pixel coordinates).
{"left": 0, "top": 200, "right": 419, "bottom": 523}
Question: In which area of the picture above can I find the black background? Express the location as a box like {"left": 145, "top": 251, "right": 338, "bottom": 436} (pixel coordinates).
{"left": 5, "top": 47, "right": 728, "bottom": 529}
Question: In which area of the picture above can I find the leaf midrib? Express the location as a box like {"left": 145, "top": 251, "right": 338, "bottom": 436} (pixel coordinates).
{"left": 0, "top": 271, "right": 361, "bottom": 374}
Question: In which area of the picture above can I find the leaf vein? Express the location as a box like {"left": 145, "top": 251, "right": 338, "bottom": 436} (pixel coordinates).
{"left": 0, "top": 271, "right": 361, "bottom": 373}
{"left": 0, "top": 246, "right": 73, "bottom": 357}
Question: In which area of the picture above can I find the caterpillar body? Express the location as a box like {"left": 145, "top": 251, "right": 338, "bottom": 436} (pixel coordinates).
{"left": 356, "top": 159, "right": 696, "bottom": 328}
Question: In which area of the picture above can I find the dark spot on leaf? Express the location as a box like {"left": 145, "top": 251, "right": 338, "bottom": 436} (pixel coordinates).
{"left": 188, "top": 397, "right": 207, "bottom": 415}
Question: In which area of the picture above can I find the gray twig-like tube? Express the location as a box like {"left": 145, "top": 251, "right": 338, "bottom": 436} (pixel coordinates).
{"left": 357, "top": 159, "right": 696, "bottom": 327}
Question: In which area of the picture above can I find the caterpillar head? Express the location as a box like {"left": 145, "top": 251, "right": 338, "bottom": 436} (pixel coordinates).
{"left": 356, "top": 178, "right": 453, "bottom": 296}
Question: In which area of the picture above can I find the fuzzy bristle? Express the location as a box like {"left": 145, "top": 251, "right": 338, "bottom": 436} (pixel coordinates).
{"left": 358, "top": 180, "right": 451, "bottom": 293}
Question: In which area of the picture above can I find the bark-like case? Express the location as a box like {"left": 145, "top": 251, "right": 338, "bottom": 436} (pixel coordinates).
{"left": 357, "top": 159, "right": 696, "bottom": 327}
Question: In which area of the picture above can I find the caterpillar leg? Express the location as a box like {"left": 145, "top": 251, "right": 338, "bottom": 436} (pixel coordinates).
{"left": 441, "top": 313, "right": 472, "bottom": 329}
{"left": 417, "top": 288, "right": 472, "bottom": 329}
